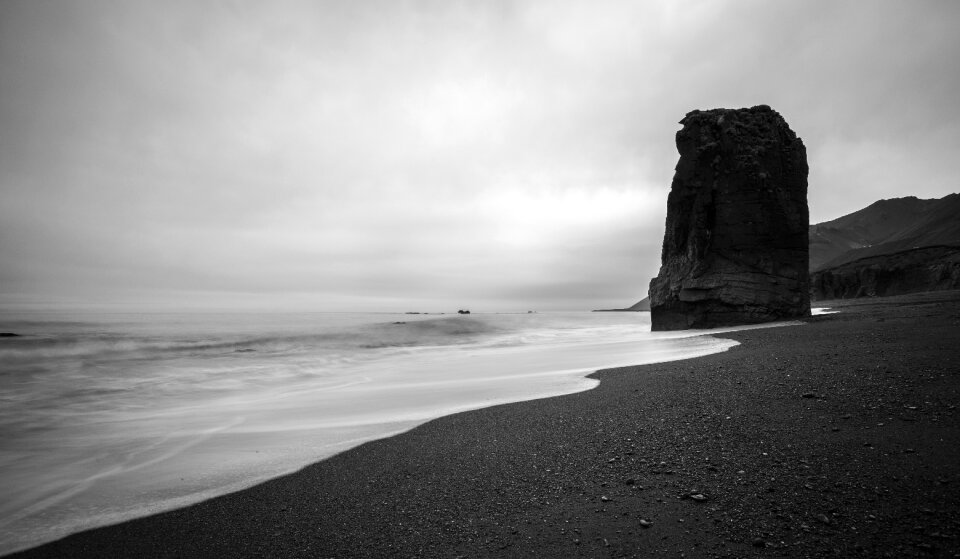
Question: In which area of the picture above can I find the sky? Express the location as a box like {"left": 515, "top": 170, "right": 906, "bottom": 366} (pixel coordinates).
{"left": 1, "top": 0, "right": 958, "bottom": 313}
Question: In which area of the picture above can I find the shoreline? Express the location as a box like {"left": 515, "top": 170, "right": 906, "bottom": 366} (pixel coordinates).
{"left": 10, "top": 291, "right": 960, "bottom": 558}
{"left": 0, "top": 312, "right": 745, "bottom": 556}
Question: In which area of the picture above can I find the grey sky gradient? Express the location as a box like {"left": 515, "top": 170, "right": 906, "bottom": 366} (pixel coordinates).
{"left": 2, "top": 0, "right": 958, "bottom": 312}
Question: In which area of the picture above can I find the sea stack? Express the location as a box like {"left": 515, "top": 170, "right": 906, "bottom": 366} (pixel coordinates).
{"left": 649, "top": 105, "right": 810, "bottom": 330}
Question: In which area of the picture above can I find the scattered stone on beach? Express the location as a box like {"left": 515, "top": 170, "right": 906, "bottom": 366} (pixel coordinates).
{"left": 680, "top": 490, "right": 708, "bottom": 501}
{"left": 649, "top": 105, "right": 810, "bottom": 330}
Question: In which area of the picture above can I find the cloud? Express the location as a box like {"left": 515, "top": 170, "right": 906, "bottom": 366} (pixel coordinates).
{"left": 1, "top": 0, "right": 959, "bottom": 311}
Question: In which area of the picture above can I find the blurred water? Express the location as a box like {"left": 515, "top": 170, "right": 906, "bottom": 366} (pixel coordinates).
{"left": 0, "top": 310, "right": 750, "bottom": 554}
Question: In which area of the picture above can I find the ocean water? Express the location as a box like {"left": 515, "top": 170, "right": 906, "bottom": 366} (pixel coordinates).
{"left": 0, "top": 310, "right": 776, "bottom": 554}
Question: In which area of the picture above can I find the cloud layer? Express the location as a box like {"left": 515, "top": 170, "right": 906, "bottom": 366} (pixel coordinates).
{"left": 2, "top": 0, "right": 958, "bottom": 311}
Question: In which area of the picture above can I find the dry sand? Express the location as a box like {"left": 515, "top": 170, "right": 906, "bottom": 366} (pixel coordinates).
{"left": 10, "top": 291, "right": 960, "bottom": 558}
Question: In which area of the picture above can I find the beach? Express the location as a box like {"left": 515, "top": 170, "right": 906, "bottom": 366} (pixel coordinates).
{"left": 0, "top": 311, "right": 744, "bottom": 554}
{"left": 10, "top": 291, "right": 960, "bottom": 558}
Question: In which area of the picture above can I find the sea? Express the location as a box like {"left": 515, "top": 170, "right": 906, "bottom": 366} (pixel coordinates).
{"left": 0, "top": 309, "right": 796, "bottom": 554}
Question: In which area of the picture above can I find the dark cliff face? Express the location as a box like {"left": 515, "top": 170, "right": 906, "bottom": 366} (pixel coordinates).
{"left": 807, "top": 193, "right": 960, "bottom": 301}
{"left": 649, "top": 105, "right": 811, "bottom": 330}
{"left": 811, "top": 246, "right": 960, "bottom": 300}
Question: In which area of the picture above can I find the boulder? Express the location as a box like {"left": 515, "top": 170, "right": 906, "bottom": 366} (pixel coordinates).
{"left": 649, "top": 105, "right": 810, "bottom": 330}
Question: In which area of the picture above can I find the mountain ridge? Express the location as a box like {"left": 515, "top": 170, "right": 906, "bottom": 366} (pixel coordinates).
{"left": 809, "top": 193, "right": 960, "bottom": 300}
{"left": 810, "top": 193, "right": 960, "bottom": 272}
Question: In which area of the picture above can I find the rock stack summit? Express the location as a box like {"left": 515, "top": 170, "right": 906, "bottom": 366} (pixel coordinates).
{"left": 649, "top": 105, "right": 810, "bottom": 331}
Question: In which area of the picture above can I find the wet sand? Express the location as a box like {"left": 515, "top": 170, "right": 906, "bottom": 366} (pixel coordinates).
{"left": 10, "top": 291, "right": 960, "bottom": 558}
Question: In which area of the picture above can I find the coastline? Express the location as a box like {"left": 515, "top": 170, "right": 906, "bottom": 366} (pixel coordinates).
{"left": 0, "top": 312, "right": 745, "bottom": 556}
{"left": 10, "top": 291, "right": 960, "bottom": 558}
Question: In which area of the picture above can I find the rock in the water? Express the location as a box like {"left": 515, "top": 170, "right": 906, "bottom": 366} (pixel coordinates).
{"left": 649, "top": 105, "right": 811, "bottom": 330}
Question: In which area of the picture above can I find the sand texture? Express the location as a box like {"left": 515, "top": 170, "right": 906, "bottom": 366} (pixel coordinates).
{"left": 10, "top": 291, "right": 960, "bottom": 558}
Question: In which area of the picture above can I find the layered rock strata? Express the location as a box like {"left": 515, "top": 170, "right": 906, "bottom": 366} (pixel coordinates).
{"left": 811, "top": 246, "right": 960, "bottom": 300}
{"left": 649, "top": 105, "right": 810, "bottom": 330}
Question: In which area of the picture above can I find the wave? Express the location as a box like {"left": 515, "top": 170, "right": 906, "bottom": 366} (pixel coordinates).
{"left": 0, "top": 316, "right": 502, "bottom": 364}
{"left": 0, "top": 310, "right": 670, "bottom": 555}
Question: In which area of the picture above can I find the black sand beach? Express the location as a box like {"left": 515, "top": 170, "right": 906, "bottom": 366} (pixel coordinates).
{"left": 11, "top": 291, "right": 960, "bottom": 558}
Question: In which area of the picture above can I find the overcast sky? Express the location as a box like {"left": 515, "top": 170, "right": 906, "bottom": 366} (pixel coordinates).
{"left": 1, "top": 0, "right": 958, "bottom": 312}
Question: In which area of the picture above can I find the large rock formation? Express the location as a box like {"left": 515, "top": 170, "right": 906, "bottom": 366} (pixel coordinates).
{"left": 649, "top": 105, "right": 810, "bottom": 330}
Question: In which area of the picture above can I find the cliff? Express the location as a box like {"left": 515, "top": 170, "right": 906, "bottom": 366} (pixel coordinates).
{"left": 811, "top": 245, "right": 960, "bottom": 299}
{"left": 809, "top": 193, "right": 960, "bottom": 300}
{"left": 649, "top": 105, "right": 810, "bottom": 330}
